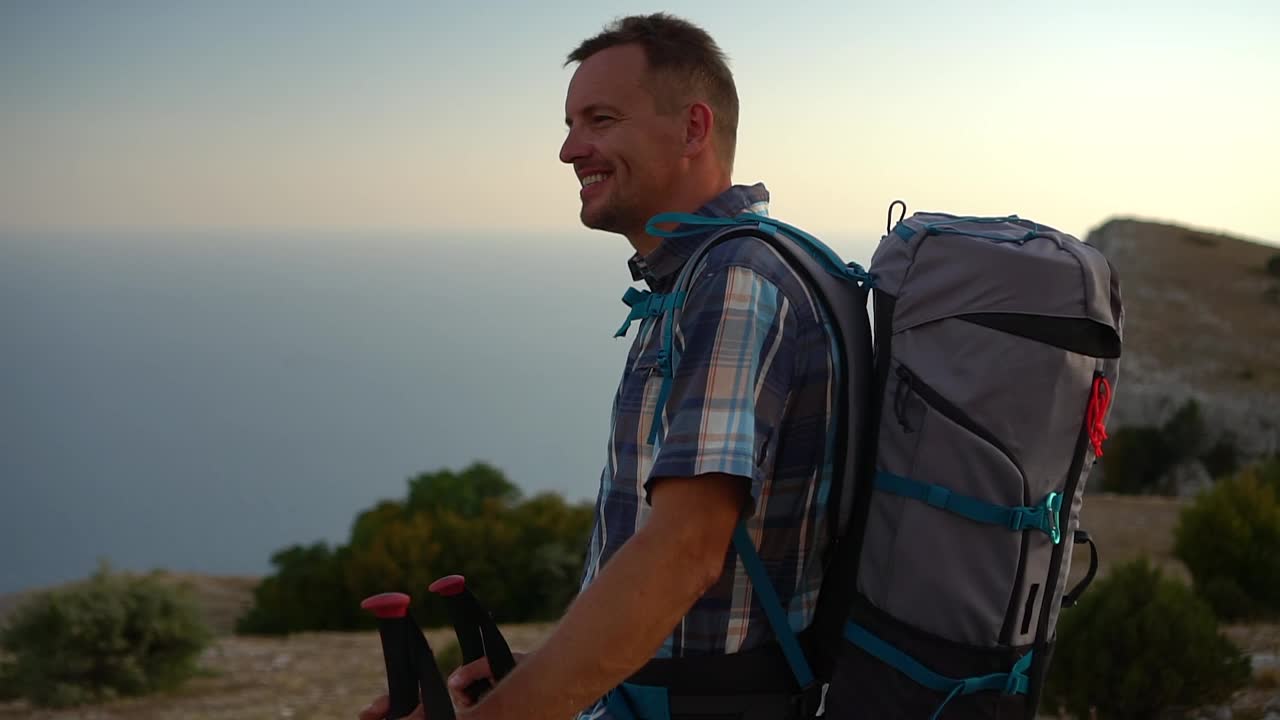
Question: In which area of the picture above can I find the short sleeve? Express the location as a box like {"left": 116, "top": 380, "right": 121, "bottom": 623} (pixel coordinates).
{"left": 645, "top": 262, "right": 797, "bottom": 504}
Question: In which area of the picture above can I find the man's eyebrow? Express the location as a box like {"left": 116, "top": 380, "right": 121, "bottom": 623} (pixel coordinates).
{"left": 565, "top": 103, "right": 623, "bottom": 127}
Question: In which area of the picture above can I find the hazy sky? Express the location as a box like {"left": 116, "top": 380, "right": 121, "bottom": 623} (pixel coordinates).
{"left": 3, "top": 1, "right": 1278, "bottom": 245}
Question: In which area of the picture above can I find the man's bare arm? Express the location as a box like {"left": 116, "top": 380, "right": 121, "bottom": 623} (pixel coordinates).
{"left": 461, "top": 472, "right": 748, "bottom": 720}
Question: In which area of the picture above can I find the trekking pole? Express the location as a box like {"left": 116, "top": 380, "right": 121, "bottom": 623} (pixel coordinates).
{"left": 361, "top": 593, "right": 424, "bottom": 719}
{"left": 361, "top": 592, "right": 456, "bottom": 720}
{"left": 429, "top": 575, "right": 517, "bottom": 701}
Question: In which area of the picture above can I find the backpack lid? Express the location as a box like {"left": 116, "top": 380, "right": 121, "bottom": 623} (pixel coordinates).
{"left": 872, "top": 213, "right": 1123, "bottom": 339}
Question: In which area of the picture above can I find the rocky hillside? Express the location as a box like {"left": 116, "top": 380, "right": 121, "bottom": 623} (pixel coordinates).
{"left": 1086, "top": 218, "right": 1280, "bottom": 460}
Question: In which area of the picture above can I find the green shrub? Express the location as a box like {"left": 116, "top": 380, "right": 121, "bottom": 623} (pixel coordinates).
{"left": 1160, "top": 398, "right": 1209, "bottom": 460}
{"left": 1101, "top": 426, "right": 1171, "bottom": 493}
{"left": 1266, "top": 252, "right": 1280, "bottom": 278}
{"left": 433, "top": 639, "right": 463, "bottom": 676}
{"left": 1200, "top": 433, "right": 1241, "bottom": 479}
{"left": 237, "top": 462, "right": 594, "bottom": 634}
{"left": 1174, "top": 458, "right": 1280, "bottom": 620}
{"left": 235, "top": 542, "right": 360, "bottom": 635}
{"left": 1101, "top": 399, "right": 1244, "bottom": 494}
{"left": 1045, "top": 558, "right": 1250, "bottom": 719}
{"left": 0, "top": 660, "right": 20, "bottom": 702}
{"left": 0, "top": 562, "right": 212, "bottom": 708}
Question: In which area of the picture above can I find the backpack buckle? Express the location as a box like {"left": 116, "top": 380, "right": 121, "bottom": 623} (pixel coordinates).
{"left": 1045, "top": 492, "right": 1062, "bottom": 544}
{"left": 791, "top": 682, "right": 825, "bottom": 718}
{"left": 1007, "top": 492, "right": 1063, "bottom": 544}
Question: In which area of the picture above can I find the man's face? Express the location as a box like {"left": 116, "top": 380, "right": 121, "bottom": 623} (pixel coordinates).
{"left": 560, "top": 44, "right": 687, "bottom": 236}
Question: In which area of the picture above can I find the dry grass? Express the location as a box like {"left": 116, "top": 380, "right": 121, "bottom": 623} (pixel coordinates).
{"left": 1066, "top": 492, "right": 1191, "bottom": 585}
{"left": 0, "top": 624, "right": 556, "bottom": 720}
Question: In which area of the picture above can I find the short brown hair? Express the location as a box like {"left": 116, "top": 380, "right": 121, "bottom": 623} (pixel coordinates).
{"left": 566, "top": 13, "right": 739, "bottom": 171}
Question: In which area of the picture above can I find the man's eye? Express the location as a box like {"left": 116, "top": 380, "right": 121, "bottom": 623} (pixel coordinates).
{"left": 593, "top": 115, "right": 615, "bottom": 124}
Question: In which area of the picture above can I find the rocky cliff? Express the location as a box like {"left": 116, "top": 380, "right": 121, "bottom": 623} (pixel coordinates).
{"left": 1086, "top": 218, "right": 1280, "bottom": 461}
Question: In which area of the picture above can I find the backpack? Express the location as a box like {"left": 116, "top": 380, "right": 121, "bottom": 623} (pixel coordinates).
{"left": 636, "top": 201, "right": 1123, "bottom": 719}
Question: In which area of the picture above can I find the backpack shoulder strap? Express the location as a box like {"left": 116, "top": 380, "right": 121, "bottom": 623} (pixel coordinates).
{"left": 642, "top": 212, "right": 876, "bottom": 686}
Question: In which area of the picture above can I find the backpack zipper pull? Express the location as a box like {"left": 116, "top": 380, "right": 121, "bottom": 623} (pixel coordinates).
{"left": 894, "top": 366, "right": 915, "bottom": 432}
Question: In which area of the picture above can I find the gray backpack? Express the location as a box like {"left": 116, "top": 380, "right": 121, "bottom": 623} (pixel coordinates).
{"left": 636, "top": 203, "right": 1124, "bottom": 719}
{"left": 823, "top": 205, "right": 1124, "bottom": 719}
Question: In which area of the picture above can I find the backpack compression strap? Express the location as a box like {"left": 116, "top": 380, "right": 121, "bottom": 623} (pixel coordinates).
{"left": 874, "top": 471, "right": 1064, "bottom": 544}
{"left": 843, "top": 622, "right": 1034, "bottom": 720}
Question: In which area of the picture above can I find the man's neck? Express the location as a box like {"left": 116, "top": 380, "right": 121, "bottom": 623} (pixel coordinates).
{"left": 626, "top": 178, "right": 732, "bottom": 257}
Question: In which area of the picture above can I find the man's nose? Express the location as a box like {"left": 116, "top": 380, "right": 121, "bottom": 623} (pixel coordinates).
{"left": 559, "top": 128, "right": 590, "bottom": 165}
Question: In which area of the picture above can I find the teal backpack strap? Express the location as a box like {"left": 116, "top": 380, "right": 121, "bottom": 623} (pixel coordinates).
{"left": 844, "top": 621, "right": 1034, "bottom": 720}
{"left": 648, "top": 310, "right": 679, "bottom": 446}
{"left": 875, "top": 471, "right": 1063, "bottom": 544}
{"left": 636, "top": 212, "right": 851, "bottom": 685}
{"left": 647, "top": 212, "right": 874, "bottom": 288}
{"left": 732, "top": 523, "right": 816, "bottom": 690}
{"left": 610, "top": 285, "right": 688, "bottom": 445}
{"left": 638, "top": 211, "right": 872, "bottom": 447}
{"left": 615, "top": 288, "right": 686, "bottom": 339}
{"left": 604, "top": 683, "right": 672, "bottom": 720}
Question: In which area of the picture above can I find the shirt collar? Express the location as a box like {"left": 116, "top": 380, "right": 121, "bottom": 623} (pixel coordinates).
{"left": 627, "top": 182, "right": 770, "bottom": 291}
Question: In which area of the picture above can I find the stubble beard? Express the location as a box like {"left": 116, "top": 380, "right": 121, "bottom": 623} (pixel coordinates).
{"left": 581, "top": 192, "right": 642, "bottom": 238}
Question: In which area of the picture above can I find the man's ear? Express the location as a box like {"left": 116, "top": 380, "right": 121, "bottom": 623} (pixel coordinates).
{"left": 684, "top": 101, "right": 714, "bottom": 158}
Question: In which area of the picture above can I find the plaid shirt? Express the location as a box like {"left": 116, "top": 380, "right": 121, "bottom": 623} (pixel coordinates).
{"left": 577, "top": 183, "right": 840, "bottom": 718}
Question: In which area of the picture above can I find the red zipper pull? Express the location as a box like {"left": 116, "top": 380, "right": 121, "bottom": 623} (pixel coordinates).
{"left": 1086, "top": 374, "right": 1112, "bottom": 457}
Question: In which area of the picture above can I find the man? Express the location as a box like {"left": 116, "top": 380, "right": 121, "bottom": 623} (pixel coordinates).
{"left": 359, "top": 13, "right": 841, "bottom": 720}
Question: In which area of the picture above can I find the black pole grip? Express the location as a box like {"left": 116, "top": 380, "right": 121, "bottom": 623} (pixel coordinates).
{"left": 432, "top": 576, "right": 516, "bottom": 680}
{"left": 406, "top": 612, "right": 458, "bottom": 720}
{"left": 474, "top": 600, "right": 516, "bottom": 681}
{"left": 429, "top": 575, "right": 494, "bottom": 702}
{"left": 360, "top": 593, "right": 422, "bottom": 720}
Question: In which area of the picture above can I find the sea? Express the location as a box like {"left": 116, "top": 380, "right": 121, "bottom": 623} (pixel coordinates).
{"left": 0, "top": 228, "right": 881, "bottom": 594}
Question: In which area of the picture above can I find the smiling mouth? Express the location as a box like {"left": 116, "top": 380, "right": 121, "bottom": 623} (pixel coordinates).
{"left": 579, "top": 172, "right": 611, "bottom": 197}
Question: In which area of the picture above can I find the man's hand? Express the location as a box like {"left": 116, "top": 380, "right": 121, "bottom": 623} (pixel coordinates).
{"left": 356, "top": 653, "right": 527, "bottom": 719}
{"left": 447, "top": 654, "right": 527, "bottom": 710}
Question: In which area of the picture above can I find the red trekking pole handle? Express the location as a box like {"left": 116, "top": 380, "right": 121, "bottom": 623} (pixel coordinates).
{"left": 429, "top": 575, "right": 517, "bottom": 702}
{"left": 361, "top": 592, "right": 456, "bottom": 720}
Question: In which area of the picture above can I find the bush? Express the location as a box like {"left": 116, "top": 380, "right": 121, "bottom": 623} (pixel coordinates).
{"left": 1200, "top": 432, "right": 1241, "bottom": 479}
{"left": 1045, "top": 558, "right": 1251, "bottom": 719}
{"left": 0, "top": 561, "right": 212, "bottom": 708}
{"left": 1101, "top": 399, "right": 1242, "bottom": 494}
{"left": 235, "top": 542, "right": 359, "bottom": 635}
{"left": 0, "top": 662, "right": 20, "bottom": 702}
{"left": 1174, "top": 458, "right": 1280, "bottom": 620}
{"left": 1266, "top": 253, "right": 1280, "bottom": 278}
{"left": 1101, "top": 426, "right": 1172, "bottom": 493}
{"left": 237, "top": 462, "right": 595, "bottom": 634}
